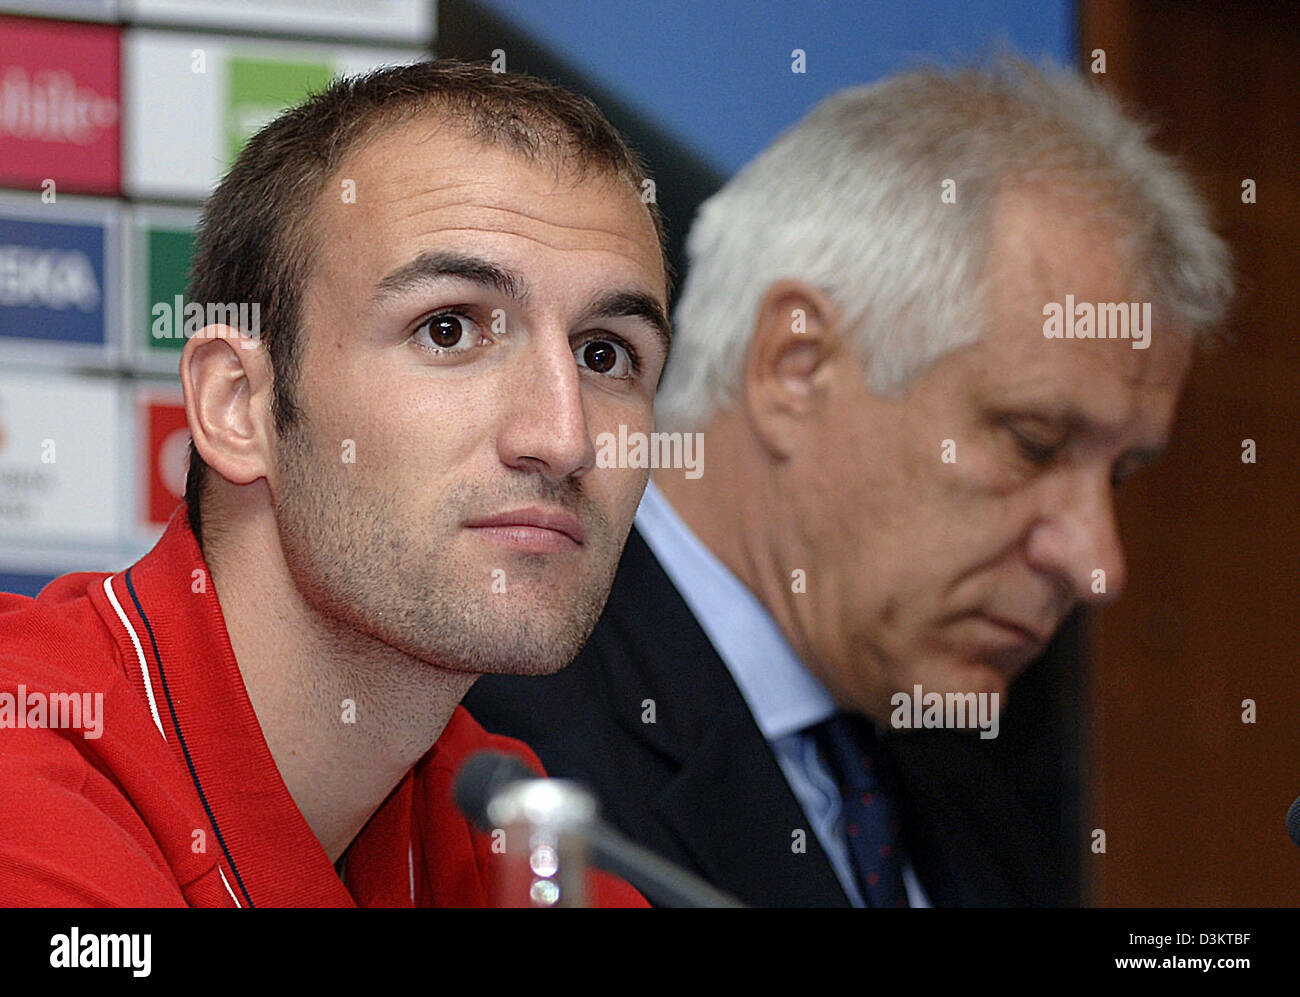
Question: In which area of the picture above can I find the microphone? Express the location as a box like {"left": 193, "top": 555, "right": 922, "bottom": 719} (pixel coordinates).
{"left": 454, "top": 751, "right": 540, "bottom": 828}
{"left": 455, "top": 751, "right": 745, "bottom": 908}
{"left": 1286, "top": 795, "right": 1300, "bottom": 847}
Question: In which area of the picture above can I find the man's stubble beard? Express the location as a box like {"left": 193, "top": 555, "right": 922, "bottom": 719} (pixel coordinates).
{"left": 271, "top": 414, "right": 622, "bottom": 678}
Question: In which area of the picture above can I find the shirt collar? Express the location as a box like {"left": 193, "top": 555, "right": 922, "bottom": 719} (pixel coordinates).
{"left": 634, "top": 479, "right": 836, "bottom": 740}
{"left": 93, "top": 504, "right": 353, "bottom": 907}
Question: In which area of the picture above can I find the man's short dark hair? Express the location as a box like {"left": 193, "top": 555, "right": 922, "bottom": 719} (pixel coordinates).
{"left": 183, "top": 59, "right": 666, "bottom": 551}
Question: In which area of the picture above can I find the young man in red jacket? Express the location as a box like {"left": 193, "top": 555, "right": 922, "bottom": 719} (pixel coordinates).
{"left": 0, "top": 61, "right": 671, "bottom": 907}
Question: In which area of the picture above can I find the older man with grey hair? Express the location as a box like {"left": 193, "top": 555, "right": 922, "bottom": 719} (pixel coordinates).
{"left": 465, "top": 60, "right": 1232, "bottom": 907}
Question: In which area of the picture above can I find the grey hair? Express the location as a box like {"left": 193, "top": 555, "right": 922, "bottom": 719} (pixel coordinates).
{"left": 655, "top": 58, "right": 1233, "bottom": 433}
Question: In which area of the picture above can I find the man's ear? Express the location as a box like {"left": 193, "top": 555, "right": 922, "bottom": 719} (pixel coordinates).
{"left": 742, "top": 279, "right": 845, "bottom": 459}
{"left": 180, "top": 326, "right": 276, "bottom": 488}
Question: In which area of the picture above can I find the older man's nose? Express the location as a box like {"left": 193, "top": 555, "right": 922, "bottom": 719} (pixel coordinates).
{"left": 1025, "top": 477, "right": 1128, "bottom": 606}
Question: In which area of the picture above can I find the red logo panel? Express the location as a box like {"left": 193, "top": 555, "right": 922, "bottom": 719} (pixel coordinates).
{"left": 145, "top": 398, "right": 190, "bottom": 526}
{"left": 0, "top": 16, "right": 121, "bottom": 195}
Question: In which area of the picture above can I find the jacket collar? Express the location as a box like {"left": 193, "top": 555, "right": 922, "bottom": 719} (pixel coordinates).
{"left": 603, "top": 527, "right": 1047, "bottom": 907}
{"left": 600, "top": 527, "right": 852, "bottom": 906}
{"left": 634, "top": 481, "right": 837, "bottom": 740}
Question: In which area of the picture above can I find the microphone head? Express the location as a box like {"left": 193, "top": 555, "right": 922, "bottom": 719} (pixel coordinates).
{"left": 453, "top": 751, "right": 540, "bottom": 831}
{"left": 1287, "top": 796, "right": 1300, "bottom": 848}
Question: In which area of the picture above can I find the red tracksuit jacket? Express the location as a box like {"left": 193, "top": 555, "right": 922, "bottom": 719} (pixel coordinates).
{"left": 0, "top": 505, "right": 645, "bottom": 908}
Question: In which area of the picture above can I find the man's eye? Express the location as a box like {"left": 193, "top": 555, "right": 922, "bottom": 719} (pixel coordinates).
{"left": 576, "top": 337, "right": 637, "bottom": 379}
{"left": 413, "top": 312, "right": 479, "bottom": 354}
{"left": 1011, "top": 429, "right": 1060, "bottom": 466}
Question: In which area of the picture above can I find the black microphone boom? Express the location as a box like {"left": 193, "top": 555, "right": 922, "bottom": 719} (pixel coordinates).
{"left": 586, "top": 820, "right": 745, "bottom": 908}
{"left": 1286, "top": 795, "right": 1300, "bottom": 848}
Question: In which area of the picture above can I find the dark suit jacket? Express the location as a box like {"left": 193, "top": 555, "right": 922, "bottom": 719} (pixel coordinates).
{"left": 464, "top": 527, "right": 1081, "bottom": 907}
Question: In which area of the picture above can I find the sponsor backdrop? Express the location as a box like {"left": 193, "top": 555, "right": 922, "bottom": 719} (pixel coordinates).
{"left": 0, "top": 3, "right": 431, "bottom": 589}
{"left": 0, "top": 1, "right": 1067, "bottom": 592}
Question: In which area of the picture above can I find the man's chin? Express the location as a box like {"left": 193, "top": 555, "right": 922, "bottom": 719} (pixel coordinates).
{"left": 418, "top": 602, "right": 604, "bottom": 679}
{"left": 420, "top": 632, "right": 589, "bottom": 678}
{"left": 865, "top": 657, "right": 1011, "bottom": 740}
{"left": 895, "top": 655, "right": 1016, "bottom": 705}
{"left": 467, "top": 651, "right": 576, "bottom": 678}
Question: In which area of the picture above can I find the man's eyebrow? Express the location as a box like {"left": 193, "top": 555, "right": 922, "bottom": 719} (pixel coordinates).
{"left": 1004, "top": 403, "right": 1168, "bottom": 465}
{"left": 575, "top": 290, "right": 672, "bottom": 353}
{"left": 371, "top": 251, "right": 530, "bottom": 306}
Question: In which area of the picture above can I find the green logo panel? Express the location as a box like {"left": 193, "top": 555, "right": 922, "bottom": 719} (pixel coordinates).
{"left": 145, "top": 226, "right": 196, "bottom": 353}
{"left": 226, "top": 55, "right": 337, "bottom": 163}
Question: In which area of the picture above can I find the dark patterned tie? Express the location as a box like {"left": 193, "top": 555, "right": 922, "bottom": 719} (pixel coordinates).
{"left": 811, "top": 714, "right": 909, "bottom": 908}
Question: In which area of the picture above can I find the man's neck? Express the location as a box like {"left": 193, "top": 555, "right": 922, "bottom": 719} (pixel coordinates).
{"left": 652, "top": 418, "right": 827, "bottom": 688}
{"left": 205, "top": 514, "right": 473, "bottom": 864}
{"left": 657, "top": 462, "right": 864, "bottom": 752}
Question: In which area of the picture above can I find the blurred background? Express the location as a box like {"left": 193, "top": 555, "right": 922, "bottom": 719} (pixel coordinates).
{"left": 0, "top": 0, "right": 1293, "bottom": 906}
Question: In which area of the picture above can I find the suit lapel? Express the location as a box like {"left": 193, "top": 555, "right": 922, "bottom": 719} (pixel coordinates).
{"left": 884, "top": 728, "right": 1054, "bottom": 906}
{"left": 602, "top": 529, "right": 850, "bottom": 907}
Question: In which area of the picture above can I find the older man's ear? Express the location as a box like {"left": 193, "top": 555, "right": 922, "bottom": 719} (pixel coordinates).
{"left": 742, "top": 279, "right": 847, "bottom": 459}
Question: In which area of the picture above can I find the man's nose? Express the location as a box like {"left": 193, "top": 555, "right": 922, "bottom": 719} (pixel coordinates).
{"left": 497, "top": 332, "right": 595, "bottom": 482}
{"left": 1025, "top": 474, "right": 1128, "bottom": 607}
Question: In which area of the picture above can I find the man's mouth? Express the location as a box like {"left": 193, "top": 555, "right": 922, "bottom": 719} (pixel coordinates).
{"left": 463, "top": 506, "right": 587, "bottom": 551}
{"left": 979, "top": 614, "right": 1051, "bottom": 647}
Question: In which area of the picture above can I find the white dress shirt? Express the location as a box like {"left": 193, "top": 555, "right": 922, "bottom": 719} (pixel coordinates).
{"left": 634, "top": 480, "right": 929, "bottom": 907}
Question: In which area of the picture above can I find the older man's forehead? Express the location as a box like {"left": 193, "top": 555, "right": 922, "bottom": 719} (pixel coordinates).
{"left": 963, "top": 327, "right": 1192, "bottom": 452}
{"left": 988, "top": 188, "right": 1139, "bottom": 302}
{"left": 975, "top": 318, "right": 1190, "bottom": 386}
{"left": 979, "top": 191, "right": 1194, "bottom": 391}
